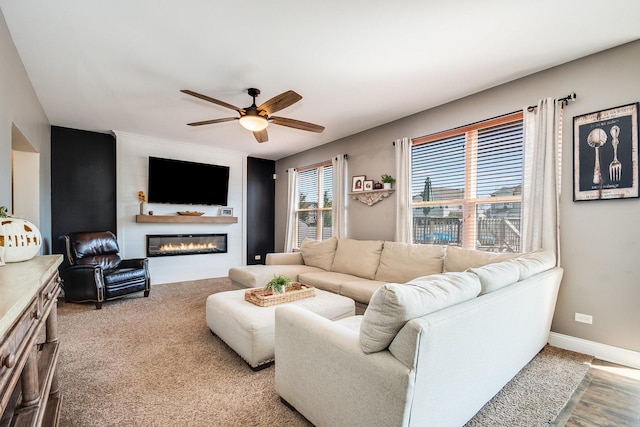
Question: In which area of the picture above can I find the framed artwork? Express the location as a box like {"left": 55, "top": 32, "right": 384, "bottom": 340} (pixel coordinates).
{"left": 220, "top": 207, "right": 233, "bottom": 216}
{"left": 573, "top": 103, "right": 639, "bottom": 201}
{"left": 363, "top": 180, "right": 374, "bottom": 191}
{"left": 351, "top": 175, "right": 365, "bottom": 192}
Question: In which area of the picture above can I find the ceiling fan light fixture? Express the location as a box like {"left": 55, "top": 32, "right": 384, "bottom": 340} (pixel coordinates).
{"left": 239, "top": 114, "right": 268, "bottom": 131}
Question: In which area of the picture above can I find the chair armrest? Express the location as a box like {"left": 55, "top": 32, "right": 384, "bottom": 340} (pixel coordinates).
{"left": 274, "top": 306, "right": 413, "bottom": 427}
{"left": 266, "top": 252, "right": 303, "bottom": 265}
{"left": 118, "top": 258, "right": 150, "bottom": 291}
{"left": 119, "top": 258, "right": 148, "bottom": 269}
{"left": 59, "top": 264, "right": 104, "bottom": 302}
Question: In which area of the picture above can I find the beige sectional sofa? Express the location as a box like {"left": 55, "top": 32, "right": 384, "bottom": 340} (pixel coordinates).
{"left": 274, "top": 248, "right": 563, "bottom": 427}
{"left": 228, "top": 238, "right": 563, "bottom": 425}
{"left": 228, "top": 237, "right": 518, "bottom": 314}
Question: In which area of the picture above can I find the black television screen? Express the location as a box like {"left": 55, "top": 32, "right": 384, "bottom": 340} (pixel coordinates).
{"left": 148, "top": 157, "right": 229, "bottom": 206}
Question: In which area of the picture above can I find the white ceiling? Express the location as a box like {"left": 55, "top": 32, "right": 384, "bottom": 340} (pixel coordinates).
{"left": 2, "top": 1, "right": 639, "bottom": 160}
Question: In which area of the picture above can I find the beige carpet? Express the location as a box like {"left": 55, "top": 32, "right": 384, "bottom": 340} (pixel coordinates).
{"left": 56, "top": 278, "right": 592, "bottom": 426}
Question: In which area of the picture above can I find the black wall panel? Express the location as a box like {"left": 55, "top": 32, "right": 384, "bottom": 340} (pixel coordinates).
{"left": 51, "top": 126, "right": 117, "bottom": 254}
{"left": 246, "top": 157, "right": 275, "bottom": 265}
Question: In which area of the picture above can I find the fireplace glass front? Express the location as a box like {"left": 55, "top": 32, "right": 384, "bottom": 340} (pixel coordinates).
{"left": 146, "top": 234, "right": 227, "bottom": 257}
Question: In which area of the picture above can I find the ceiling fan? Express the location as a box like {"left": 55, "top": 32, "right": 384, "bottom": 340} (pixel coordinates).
{"left": 180, "top": 88, "right": 325, "bottom": 143}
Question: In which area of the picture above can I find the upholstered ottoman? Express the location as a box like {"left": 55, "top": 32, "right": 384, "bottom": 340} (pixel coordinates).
{"left": 206, "top": 288, "right": 355, "bottom": 369}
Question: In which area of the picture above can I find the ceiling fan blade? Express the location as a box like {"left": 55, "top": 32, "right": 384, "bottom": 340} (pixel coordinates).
{"left": 187, "top": 117, "right": 238, "bottom": 126}
{"left": 258, "top": 90, "right": 302, "bottom": 115}
{"left": 181, "top": 90, "right": 242, "bottom": 113}
{"left": 253, "top": 129, "right": 269, "bottom": 143}
{"left": 270, "top": 116, "right": 325, "bottom": 133}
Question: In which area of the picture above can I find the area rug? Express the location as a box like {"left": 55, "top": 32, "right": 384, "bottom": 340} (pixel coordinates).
{"left": 55, "top": 278, "right": 592, "bottom": 426}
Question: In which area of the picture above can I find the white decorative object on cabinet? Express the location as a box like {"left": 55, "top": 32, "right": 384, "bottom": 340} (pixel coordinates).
{"left": 0, "top": 214, "right": 42, "bottom": 263}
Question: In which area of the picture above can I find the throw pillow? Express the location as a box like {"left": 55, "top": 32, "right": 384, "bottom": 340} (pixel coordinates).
{"left": 512, "top": 249, "right": 556, "bottom": 280}
{"left": 359, "top": 272, "right": 481, "bottom": 353}
{"left": 331, "top": 239, "right": 384, "bottom": 279}
{"left": 299, "top": 237, "right": 338, "bottom": 271}
{"left": 443, "top": 246, "right": 517, "bottom": 272}
{"left": 375, "top": 242, "right": 445, "bottom": 283}
{"left": 468, "top": 259, "right": 521, "bottom": 295}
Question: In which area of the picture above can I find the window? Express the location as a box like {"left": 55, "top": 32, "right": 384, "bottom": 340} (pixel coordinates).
{"left": 295, "top": 162, "right": 333, "bottom": 248}
{"left": 411, "top": 112, "right": 523, "bottom": 252}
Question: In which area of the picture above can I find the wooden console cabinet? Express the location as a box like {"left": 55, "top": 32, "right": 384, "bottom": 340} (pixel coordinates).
{"left": 0, "top": 255, "right": 63, "bottom": 426}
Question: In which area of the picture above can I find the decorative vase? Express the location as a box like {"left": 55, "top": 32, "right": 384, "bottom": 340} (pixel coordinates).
{"left": 0, "top": 216, "right": 42, "bottom": 262}
{"left": 139, "top": 202, "right": 146, "bottom": 215}
{"left": 383, "top": 182, "right": 392, "bottom": 190}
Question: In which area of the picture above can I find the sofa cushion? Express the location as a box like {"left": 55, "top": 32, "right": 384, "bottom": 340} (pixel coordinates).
{"left": 228, "top": 265, "right": 324, "bottom": 288}
{"left": 335, "top": 315, "right": 364, "bottom": 334}
{"left": 266, "top": 252, "right": 304, "bottom": 265}
{"left": 443, "top": 246, "right": 518, "bottom": 273}
{"left": 297, "top": 271, "right": 359, "bottom": 294}
{"left": 468, "top": 259, "right": 521, "bottom": 295}
{"left": 359, "top": 272, "right": 481, "bottom": 354}
{"left": 512, "top": 249, "right": 556, "bottom": 280}
{"left": 340, "top": 279, "right": 388, "bottom": 305}
{"left": 299, "top": 237, "right": 338, "bottom": 271}
{"left": 375, "top": 242, "right": 445, "bottom": 283}
{"left": 331, "top": 239, "right": 384, "bottom": 280}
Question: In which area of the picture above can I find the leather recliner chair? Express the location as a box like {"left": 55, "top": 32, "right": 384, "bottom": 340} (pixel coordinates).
{"left": 60, "top": 231, "right": 150, "bottom": 309}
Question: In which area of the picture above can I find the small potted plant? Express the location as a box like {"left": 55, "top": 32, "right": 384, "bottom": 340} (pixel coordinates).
{"left": 264, "top": 274, "right": 292, "bottom": 295}
{"left": 381, "top": 174, "right": 396, "bottom": 189}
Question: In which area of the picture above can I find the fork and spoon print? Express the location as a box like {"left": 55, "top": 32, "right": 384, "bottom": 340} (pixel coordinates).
{"left": 586, "top": 125, "right": 622, "bottom": 184}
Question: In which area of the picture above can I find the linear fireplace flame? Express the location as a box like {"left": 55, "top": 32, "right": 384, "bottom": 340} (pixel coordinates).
{"left": 147, "top": 234, "right": 227, "bottom": 257}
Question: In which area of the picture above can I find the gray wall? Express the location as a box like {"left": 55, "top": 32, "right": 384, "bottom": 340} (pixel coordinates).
{"left": 0, "top": 10, "right": 52, "bottom": 252}
{"left": 276, "top": 40, "right": 640, "bottom": 353}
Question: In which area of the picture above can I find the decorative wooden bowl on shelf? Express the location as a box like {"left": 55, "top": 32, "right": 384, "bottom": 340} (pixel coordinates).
{"left": 176, "top": 211, "right": 205, "bottom": 216}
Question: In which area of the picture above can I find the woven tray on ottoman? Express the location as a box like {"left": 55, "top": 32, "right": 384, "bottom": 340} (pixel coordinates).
{"left": 245, "top": 282, "right": 314, "bottom": 307}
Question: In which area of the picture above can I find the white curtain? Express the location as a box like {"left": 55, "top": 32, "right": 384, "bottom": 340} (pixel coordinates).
{"left": 522, "top": 98, "right": 562, "bottom": 264}
{"left": 284, "top": 167, "right": 298, "bottom": 252}
{"left": 332, "top": 155, "right": 347, "bottom": 239}
{"left": 394, "top": 137, "right": 412, "bottom": 243}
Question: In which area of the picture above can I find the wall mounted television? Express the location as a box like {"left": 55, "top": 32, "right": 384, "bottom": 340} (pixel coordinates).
{"left": 148, "top": 157, "right": 229, "bottom": 206}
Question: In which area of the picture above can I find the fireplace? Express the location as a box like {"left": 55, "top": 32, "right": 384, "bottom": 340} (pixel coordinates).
{"left": 146, "top": 234, "right": 227, "bottom": 257}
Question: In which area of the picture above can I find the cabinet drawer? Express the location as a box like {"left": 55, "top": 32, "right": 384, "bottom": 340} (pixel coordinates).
{"left": 0, "top": 298, "right": 39, "bottom": 412}
{"left": 39, "top": 273, "right": 61, "bottom": 315}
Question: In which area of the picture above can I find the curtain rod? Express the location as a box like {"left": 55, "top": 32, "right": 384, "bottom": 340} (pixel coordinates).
{"left": 527, "top": 92, "right": 577, "bottom": 111}
{"left": 392, "top": 92, "right": 578, "bottom": 145}
{"left": 287, "top": 155, "right": 347, "bottom": 172}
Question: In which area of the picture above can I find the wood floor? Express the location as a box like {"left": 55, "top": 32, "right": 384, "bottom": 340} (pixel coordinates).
{"left": 553, "top": 359, "right": 640, "bottom": 426}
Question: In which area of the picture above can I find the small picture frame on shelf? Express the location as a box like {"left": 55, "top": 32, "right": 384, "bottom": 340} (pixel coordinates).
{"left": 219, "top": 207, "right": 233, "bottom": 216}
{"left": 352, "top": 175, "right": 365, "bottom": 192}
{"left": 363, "top": 180, "right": 373, "bottom": 191}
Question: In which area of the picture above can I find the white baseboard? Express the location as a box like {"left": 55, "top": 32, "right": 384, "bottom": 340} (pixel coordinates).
{"left": 548, "top": 332, "right": 640, "bottom": 369}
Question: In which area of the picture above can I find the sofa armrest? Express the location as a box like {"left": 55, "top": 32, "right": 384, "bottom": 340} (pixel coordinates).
{"left": 266, "top": 252, "right": 304, "bottom": 265}
{"left": 275, "top": 305, "right": 413, "bottom": 427}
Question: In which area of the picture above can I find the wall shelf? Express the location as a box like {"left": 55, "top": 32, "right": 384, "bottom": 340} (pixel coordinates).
{"left": 348, "top": 189, "right": 395, "bottom": 206}
{"left": 135, "top": 215, "right": 238, "bottom": 224}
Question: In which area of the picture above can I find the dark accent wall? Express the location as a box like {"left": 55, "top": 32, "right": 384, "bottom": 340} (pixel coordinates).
{"left": 51, "top": 126, "right": 117, "bottom": 254}
{"left": 246, "top": 157, "right": 275, "bottom": 265}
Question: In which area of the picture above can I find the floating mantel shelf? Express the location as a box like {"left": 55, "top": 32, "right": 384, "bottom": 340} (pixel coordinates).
{"left": 135, "top": 215, "right": 238, "bottom": 224}
{"left": 348, "top": 189, "right": 395, "bottom": 206}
